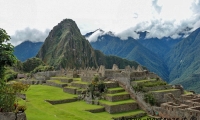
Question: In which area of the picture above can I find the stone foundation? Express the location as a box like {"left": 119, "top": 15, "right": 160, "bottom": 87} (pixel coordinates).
{"left": 46, "top": 81, "right": 68, "bottom": 88}
{"left": 107, "top": 89, "right": 125, "bottom": 94}
{"left": 63, "top": 87, "right": 77, "bottom": 94}
{"left": 151, "top": 89, "right": 182, "bottom": 104}
{"left": 105, "top": 93, "right": 130, "bottom": 102}
{"left": 71, "top": 82, "right": 88, "bottom": 89}
{"left": 85, "top": 107, "right": 105, "bottom": 113}
{"left": 143, "top": 85, "right": 173, "bottom": 92}
{"left": 100, "top": 102, "right": 138, "bottom": 114}
{"left": 112, "top": 112, "right": 146, "bottom": 120}
{"left": 21, "top": 80, "right": 45, "bottom": 85}
{"left": 0, "top": 112, "right": 26, "bottom": 120}
{"left": 104, "top": 82, "right": 119, "bottom": 88}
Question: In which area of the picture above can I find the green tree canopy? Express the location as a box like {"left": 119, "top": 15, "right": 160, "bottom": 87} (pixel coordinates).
{"left": 23, "top": 57, "right": 44, "bottom": 72}
{"left": 0, "top": 28, "right": 16, "bottom": 81}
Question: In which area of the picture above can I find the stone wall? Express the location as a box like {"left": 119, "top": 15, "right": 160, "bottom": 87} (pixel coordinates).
{"left": 0, "top": 112, "right": 26, "bottom": 120}
{"left": 104, "top": 82, "right": 119, "bottom": 88}
{"left": 21, "top": 80, "right": 45, "bottom": 85}
{"left": 33, "top": 71, "right": 58, "bottom": 80}
{"left": 107, "top": 89, "right": 125, "bottom": 94}
{"left": 159, "top": 102, "right": 200, "bottom": 119}
{"left": 104, "top": 70, "right": 121, "bottom": 78}
{"left": 63, "top": 87, "right": 77, "bottom": 94}
{"left": 105, "top": 94, "right": 130, "bottom": 102}
{"left": 71, "top": 82, "right": 88, "bottom": 89}
{"left": 143, "top": 85, "right": 173, "bottom": 92}
{"left": 151, "top": 89, "right": 182, "bottom": 104}
{"left": 112, "top": 112, "right": 146, "bottom": 120}
{"left": 85, "top": 107, "right": 105, "bottom": 113}
{"left": 45, "top": 98, "right": 77, "bottom": 105}
{"left": 46, "top": 81, "right": 68, "bottom": 88}
{"left": 101, "top": 102, "right": 138, "bottom": 114}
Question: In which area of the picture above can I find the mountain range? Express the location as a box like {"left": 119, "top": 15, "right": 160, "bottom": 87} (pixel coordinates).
{"left": 36, "top": 19, "right": 141, "bottom": 69}
{"left": 14, "top": 41, "right": 43, "bottom": 62}
{"left": 88, "top": 28, "right": 200, "bottom": 92}
{"left": 13, "top": 19, "right": 200, "bottom": 93}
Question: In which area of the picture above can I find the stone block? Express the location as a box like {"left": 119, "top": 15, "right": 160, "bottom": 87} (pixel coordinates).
{"left": 105, "top": 93, "right": 130, "bottom": 102}
{"left": 63, "top": 87, "right": 77, "bottom": 94}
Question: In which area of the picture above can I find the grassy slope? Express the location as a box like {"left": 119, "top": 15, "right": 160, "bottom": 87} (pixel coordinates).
{"left": 24, "top": 85, "right": 147, "bottom": 120}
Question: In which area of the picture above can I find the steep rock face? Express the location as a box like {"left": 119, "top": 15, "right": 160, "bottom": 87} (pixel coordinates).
{"left": 37, "top": 19, "right": 140, "bottom": 69}
{"left": 166, "top": 28, "right": 200, "bottom": 92}
{"left": 37, "top": 19, "right": 98, "bottom": 68}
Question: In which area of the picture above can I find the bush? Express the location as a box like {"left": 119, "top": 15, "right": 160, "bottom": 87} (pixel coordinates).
{"left": 144, "top": 93, "right": 156, "bottom": 105}
{"left": 0, "top": 82, "right": 29, "bottom": 112}
{"left": 23, "top": 57, "right": 44, "bottom": 72}
{"left": 4, "top": 67, "right": 18, "bottom": 81}
{"left": 16, "top": 105, "right": 27, "bottom": 112}
{"left": 31, "top": 65, "right": 54, "bottom": 73}
{"left": 133, "top": 85, "right": 144, "bottom": 92}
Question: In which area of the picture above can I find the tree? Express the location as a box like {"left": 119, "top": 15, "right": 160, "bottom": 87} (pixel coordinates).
{"left": 0, "top": 28, "right": 17, "bottom": 112}
{"left": 0, "top": 28, "right": 16, "bottom": 82}
{"left": 23, "top": 57, "right": 44, "bottom": 72}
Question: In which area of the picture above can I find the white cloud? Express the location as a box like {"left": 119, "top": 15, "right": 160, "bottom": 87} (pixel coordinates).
{"left": 10, "top": 28, "right": 50, "bottom": 46}
{"left": 115, "top": 28, "right": 139, "bottom": 40}
{"left": 1, "top": 0, "right": 200, "bottom": 43}
{"left": 86, "top": 29, "right": 104, "bottom": 42}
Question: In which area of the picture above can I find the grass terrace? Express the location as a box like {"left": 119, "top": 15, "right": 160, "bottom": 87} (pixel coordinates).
{"left": 21, "top": 85, "right": 149, "bottom": 120}
{"left": 151, "top": 89, "right": 179, "bottom": 93}
{"left": 106, "top": 92, "right": 129, "bottom": 96}
{"left": 99, "top": 99, "right": 136, "bottom": 106}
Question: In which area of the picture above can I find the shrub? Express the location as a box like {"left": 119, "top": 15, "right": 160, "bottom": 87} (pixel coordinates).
{"left": 16, "top": 105, "right": 27, "bottom": 112}
{"left": 23, "top": 57, "right": 44, "bottom": 72}
{"left": 144, "top": 93, "right": 156, "bottom": 105}
{"left": 4, "top": 67, "right": 18, "bottom": 81}
{"left": 0, "top": 82, "right": 29, "bottom": 112}
{"left": 133, "top": 85, "right": 144, "bottom": 92}
{"left": 31, "top": 65, "right": 54, "bottom": 73}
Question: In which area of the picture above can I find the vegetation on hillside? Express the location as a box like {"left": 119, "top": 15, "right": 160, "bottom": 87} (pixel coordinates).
{"left": 166, "top": 28, "right": 200, "bottom": 93}
{"left": 23, "top": 57, "right": 45, "bottom": 72}
{"left": 36, "top": 19, "right": 143, "bottom": 70}
{"left": 90, "top": 35, "right": 169, "bottom": 81}
{"left": 0, "top": 28, "right": 29, "bottom": 112}
{"left": 14, "top": 41, "right": 43, "bottom": 62}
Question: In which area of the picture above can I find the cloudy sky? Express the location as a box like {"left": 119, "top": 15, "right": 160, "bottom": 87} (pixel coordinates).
{"left": 1, "top": 0, "right": 200, "bottom": 45}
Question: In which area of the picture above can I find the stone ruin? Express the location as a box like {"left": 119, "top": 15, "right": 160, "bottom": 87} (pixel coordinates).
{"left": 18, "top": 63, "right": 200, "bottom": 119}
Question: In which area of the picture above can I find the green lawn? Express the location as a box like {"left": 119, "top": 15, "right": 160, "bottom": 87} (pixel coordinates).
{"left": 23, "top": 85, "right": 146, "bottom": 120}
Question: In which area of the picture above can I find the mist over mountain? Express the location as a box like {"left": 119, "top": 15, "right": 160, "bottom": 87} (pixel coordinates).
{"left": 88, "top": 27, "right": 200, "bottom": 93}
{"left": 13, "top": 19, "right": 200, "bottom": 93}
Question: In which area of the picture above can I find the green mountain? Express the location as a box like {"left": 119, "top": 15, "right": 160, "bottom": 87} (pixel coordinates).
{"left": 166, "top": 28, "right": 200, "bottom": 92}
{"left": 14, "top": 41, "right": 43, "bottom": 62}
{"left": 90, "top": 34, "right": 169, "bottom": 81}
{"left": 36, "top": 19, "right": 140, "bottom": 69}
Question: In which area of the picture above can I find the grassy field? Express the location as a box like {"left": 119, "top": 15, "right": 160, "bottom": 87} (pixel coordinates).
{"left": 22, "top": 85, "right": 147, "bottom": 120}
